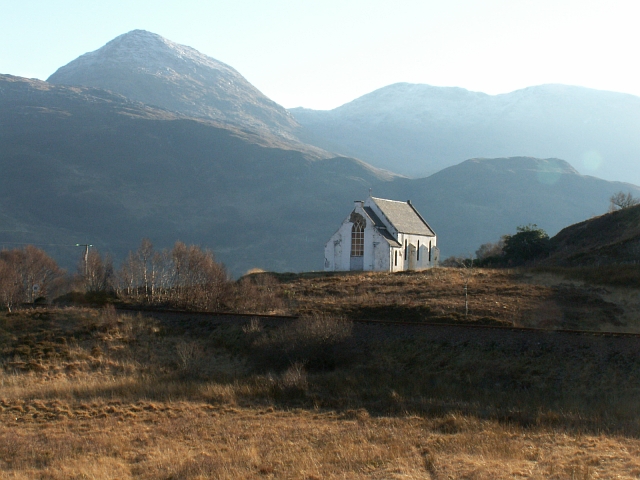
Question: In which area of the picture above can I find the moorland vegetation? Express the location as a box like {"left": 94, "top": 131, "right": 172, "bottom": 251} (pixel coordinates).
{"left": 3, "top": 204, "right": 640, "bottom": 477}
{"left": 2, "top": 272, "right": 640, "bottom": 478}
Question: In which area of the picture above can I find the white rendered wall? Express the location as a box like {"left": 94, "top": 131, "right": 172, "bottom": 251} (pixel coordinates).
{"left": 396, "top": 233, "right": 437, "bottom": 271}
{"left": 325, "top": 203, "right": 392, "bottom": 272}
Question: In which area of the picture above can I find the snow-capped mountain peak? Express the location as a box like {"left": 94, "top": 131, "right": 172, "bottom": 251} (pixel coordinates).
{"left": 47, "top": 30, "right": 298, "bottom": 136}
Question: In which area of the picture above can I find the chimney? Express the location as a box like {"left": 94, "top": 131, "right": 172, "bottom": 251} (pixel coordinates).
{"left": 354, "top": 200, "right": 364, "bottom": 208}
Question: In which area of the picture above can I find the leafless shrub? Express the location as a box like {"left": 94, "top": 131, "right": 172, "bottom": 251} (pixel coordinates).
{"left": 233, "top": 273, "right": 285, "bottom": 314}
{"left": 176, "top": 340, "right": 204, "bottom": 372}
{"left": 610, "top": 191, "right": 640, "bottom": 211}
{"left": 97, "top": 304, "right": 120, "bottom": 330}
{"left": 271, "top": 362, "right": 309, "bottom": 400}
{"left": 242, "top": 317, "right": 263, "bottom": 334}
{"left": 279, "top": 362, "right": 308, "bottom": 390}
{"left": 251, "top": 313, "right": 353, "bottom": 371}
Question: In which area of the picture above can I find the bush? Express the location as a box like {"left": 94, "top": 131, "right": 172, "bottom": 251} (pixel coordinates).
{"left": 502, "top": 224, "right": 550, "bottom": 264}
{"left": 232, "top": 274, "right": 285, "bottom": 314}
{"left": 249, "top": 313, "right": 353, "bottom": 371}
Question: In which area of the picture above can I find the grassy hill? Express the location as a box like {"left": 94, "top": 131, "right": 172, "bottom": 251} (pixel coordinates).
{"left": 544, "top": 204, "right": 640, "bottom": 267}
{"left": 3, "top": 267, "right": 640, "bottom": 477}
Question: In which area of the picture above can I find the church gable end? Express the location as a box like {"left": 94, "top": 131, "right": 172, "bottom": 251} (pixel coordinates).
{"left": 324, "top": 196, "right": 439, "bottom": 272}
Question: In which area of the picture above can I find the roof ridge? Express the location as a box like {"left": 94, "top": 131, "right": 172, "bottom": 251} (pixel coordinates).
{"left": 371, "top": 196, "right": 407, "bottom": 204}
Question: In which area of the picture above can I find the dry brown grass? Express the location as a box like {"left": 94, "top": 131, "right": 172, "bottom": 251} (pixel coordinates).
{"left": 2, "top": 399, "right": 640, "bottom": 479}
{"left": 2, "top": 287, "right": 640, "bottom": 478}
{"left": 274, "top": 268, "right": 634, "bottom": 332}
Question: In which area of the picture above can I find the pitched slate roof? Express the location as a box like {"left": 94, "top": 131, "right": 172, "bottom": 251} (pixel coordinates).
{"left": 371, "top": 197, "right": 435, "bottom": 236}
{"left": 363, "top": 207, "right": 402, "bottom": 247}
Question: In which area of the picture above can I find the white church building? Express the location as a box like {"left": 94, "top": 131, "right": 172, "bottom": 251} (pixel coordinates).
{"left": 324, "top": 196, "right": 439, "bottom": 272}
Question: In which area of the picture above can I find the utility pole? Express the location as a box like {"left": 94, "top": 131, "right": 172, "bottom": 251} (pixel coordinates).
{"left": 76, "top": 244, "right": 93, "bottom": 276}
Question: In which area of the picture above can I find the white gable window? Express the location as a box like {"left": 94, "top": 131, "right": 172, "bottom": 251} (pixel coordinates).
{"left": 351, "top": 216, "right": 365, "bottom": 257}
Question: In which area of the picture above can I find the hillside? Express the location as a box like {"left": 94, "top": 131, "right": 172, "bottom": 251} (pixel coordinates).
{"left": 543, "top": 203, "right": 640, "bottom": 267}
{"left": 374, "top": 157, "right": 640, "bottom": 259}
{"left": 291, "top": 83, "right": 640, "bottom": 184}
{"left": 48, "top": 30, "right": 299, "bottom": 139}
{"left": 0, "top": 74, "right": 393, "bottom": 274}
{"left": 272, "top": 267, "right": 637, "bottom": 331}
{"left": 3, "top": 77, "right": 638, "bottom": 274}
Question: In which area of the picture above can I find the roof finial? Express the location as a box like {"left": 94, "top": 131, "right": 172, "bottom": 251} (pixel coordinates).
{"left": 369, "top": 188, "right": 372, "bottom": 197}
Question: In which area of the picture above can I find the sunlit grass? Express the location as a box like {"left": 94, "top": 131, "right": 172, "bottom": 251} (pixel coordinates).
{"left": 2, "top": 289, "right": 640, "bottom": 478}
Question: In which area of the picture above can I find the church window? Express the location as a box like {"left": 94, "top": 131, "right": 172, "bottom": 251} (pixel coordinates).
{"left": 417, "top": 240, "right": 420, "bottom": 261}
{"left": 351, "top": 216, "right": 365, "bottom": 257}
{"left": 394, "top": 250, "right": 398, "bottom": 266}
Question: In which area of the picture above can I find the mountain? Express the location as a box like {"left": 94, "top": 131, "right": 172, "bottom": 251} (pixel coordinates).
{"left": 373, "top": 157, "right": 640, "bottom": 258}
{"left": 291, "top": 83, "right": 640, "bottom": 185}
{"left": 0, "top": 74, "right": 392, "bottom": 275}
{"left": 48, "top": 30, "right": 299, "bottom": 139}
{"left": 6, "top": 27, "right": 640, "bottom": 275}
{"left": 2, "top": 76, "right": 636, "bottom": 272}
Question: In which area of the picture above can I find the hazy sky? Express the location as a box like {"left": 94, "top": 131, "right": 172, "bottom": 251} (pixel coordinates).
{"left": 2, "top": 0, "right": 638, "bottom": 110}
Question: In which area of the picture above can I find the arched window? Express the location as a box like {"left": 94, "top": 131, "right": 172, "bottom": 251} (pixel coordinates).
{"left": 350, "top": 216, "right": 365, "bottom": 257}
{"left": 417, "top": 240, "right": 420, "bottom": 261}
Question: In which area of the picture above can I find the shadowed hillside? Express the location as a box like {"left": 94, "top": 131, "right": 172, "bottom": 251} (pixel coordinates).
{"left": 543, "top": 203, "right": 640, "bottom": 267}
{"left": 374, "top": 157, "right": 640, "bottom": 259}
{"left": 0, "top": 75, "right": 392, "bottom": 274}
{"left": 3, "top": 75, "right": 640, "bottom": 273}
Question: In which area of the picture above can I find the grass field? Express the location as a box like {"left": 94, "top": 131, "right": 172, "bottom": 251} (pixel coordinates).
{"left": 275, "top": 267, "right": 640, "bottom": 332}
{"left": 2, "top": 268, "right": 640, "bottom": 478}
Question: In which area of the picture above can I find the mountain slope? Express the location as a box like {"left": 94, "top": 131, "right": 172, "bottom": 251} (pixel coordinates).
{"left": 292, "top": 83, "right": 640, "bottom": 184}
{"left": 543, "top": 204, "right": 640, "bottom": 267}
{"left": 374, "top": 157, "right": 640, "bottom": 258}
{"left": 0, "top": 74, "right": 391, "bottom": 274}
{"left": 48, "top": 30, "right": 298, "bottom": 138}
{"left": 3, "top": 75, "right": 639, "bottom": 274}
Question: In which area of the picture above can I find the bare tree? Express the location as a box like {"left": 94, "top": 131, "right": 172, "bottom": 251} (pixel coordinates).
{"left": 475, "top": 238, "right": 505, "bottom": 261}
{"left": 169, "top": 242, "right": 228, "bottom": 310}
{"left": 116, "top": 239, "right": 156, "bottom": 301}
{"left": 0, "top": 246, "right": 64, "bottom": 303}
{"left": 0, "top": 258, "right": 23, "bottom": 311}
{"left": 81, "top": 249, "right": 114, "bottom": 293}
{"left": 116, "top": 239, "right": 231, "bottom": 310}
{"left": 137, "top": 238, "right": 154, "bottom": 300}
{"left": 117, "top": 251, "right": 138, "bottom": 298}
{"left": 610, "top": 191, "right": 640, "bottom": 211}
{"left": 151, "top": 249, "right": 172, "bottom": 303}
